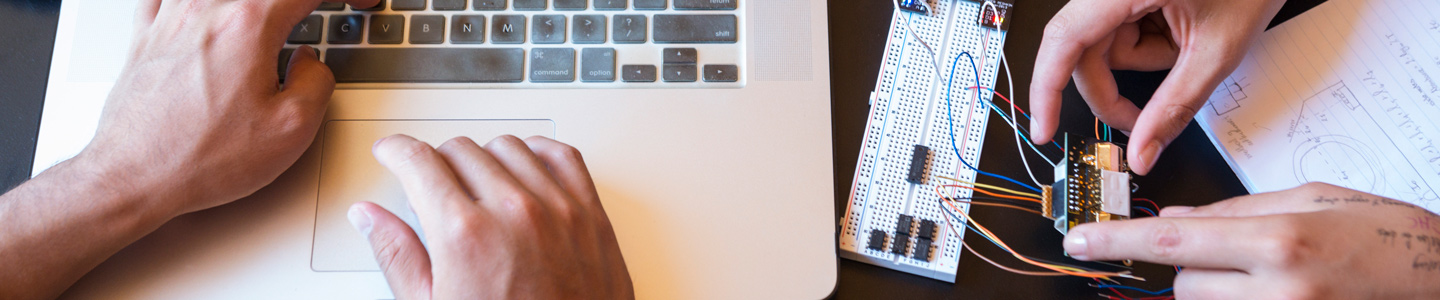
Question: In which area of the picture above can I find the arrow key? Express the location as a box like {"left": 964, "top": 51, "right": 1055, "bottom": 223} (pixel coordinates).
{"left": 622, "top": 65, "right": 656, "bottom": 82}
{"left": 703, "top": 65, "right": 738, "bottom": 82}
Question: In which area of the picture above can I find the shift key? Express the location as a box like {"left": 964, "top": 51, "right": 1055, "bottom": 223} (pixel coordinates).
{"left": 653, "top": 15, "right": 737, "bottom": 43}
{"left": 675, "top": 0, "right": 737, "bottom": 10}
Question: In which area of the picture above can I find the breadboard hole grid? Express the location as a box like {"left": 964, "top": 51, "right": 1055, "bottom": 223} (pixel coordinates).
{"left": 840, "top": 0, "right": 1009, "bottom": 280}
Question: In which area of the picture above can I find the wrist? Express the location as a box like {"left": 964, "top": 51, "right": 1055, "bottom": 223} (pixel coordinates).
{"left": 58, "top": 150, "right": 183, "bottom": 231}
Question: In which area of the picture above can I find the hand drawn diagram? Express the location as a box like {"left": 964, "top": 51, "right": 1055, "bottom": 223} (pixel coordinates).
{"left": 1289, "top": 81, "right": 1439, "bottom": 203}
{"left": 1210, "top": 76, "right": 1250, "bottom": 116}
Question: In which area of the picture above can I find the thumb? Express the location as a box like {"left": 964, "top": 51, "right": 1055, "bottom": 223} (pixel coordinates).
{"left": 349, "top": 202, "right": 433, "bottom": 300}
{"left": 276, "top": 45, "right": 335, "bottom": 118}
{"left": 1126, "top": 41, "right": 1240, "bottom": 175}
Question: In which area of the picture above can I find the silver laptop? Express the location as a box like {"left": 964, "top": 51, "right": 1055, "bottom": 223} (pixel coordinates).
{"left": 36, "top": 0, "right": 836, "bottom": 298}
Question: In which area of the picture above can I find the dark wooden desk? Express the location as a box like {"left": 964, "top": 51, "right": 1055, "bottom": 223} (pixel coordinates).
{"left": 0, "top": 0, "right": 1324, "bottom": 298}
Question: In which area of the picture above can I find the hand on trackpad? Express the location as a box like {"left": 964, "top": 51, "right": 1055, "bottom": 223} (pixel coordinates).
{"left": 310, "top": 120, "right": 554, "bottom": 271}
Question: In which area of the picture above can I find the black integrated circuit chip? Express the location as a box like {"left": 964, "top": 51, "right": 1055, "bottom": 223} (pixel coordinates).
{"left": 866, "top": 229, "right": 887, "bottom": 251}
{"left": 906, "top": 145, "right": 931, "bottom": 184}
{"left": 917, "top": 219, "right": 936, "bottom": 239}
{"left": 897, "top": 0, "right": 928, "bottom": 14}
{"left": 891, "top": 233, "right": 911, "bottom": 255}
{"left": 913, "top": 238, "right": 933, "bottom": 260}
{"left": 895, "top": 214, "right": 915, "bottom": 234}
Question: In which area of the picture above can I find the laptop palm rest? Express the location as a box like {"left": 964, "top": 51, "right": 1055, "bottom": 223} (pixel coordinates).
{"left": 311, "top": 120, "right": 555, "bottom": 271}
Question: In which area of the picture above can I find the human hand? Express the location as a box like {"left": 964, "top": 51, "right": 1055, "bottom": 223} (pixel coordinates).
{"left": 1029, "top": 0, "right": 1287, "bottom": 175}
{"left": 75, "top": 0, "right": 378, "bottom": 216}
{"left": 1063, "top": 183, "right": 1440, "bottom": 299}
{"left": 349, "top": 135, "right": 634, "bottom": 299}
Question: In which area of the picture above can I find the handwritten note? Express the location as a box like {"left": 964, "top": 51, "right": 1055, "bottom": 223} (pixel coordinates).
{"left": 1197, "top": 0, "right": 1440, "bottom": 212}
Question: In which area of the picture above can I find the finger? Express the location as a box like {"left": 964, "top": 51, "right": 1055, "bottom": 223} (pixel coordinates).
{"left": 275, "top": 45, "right": 335, "bottom": 118}
{"left": 431, "top": 137, "right": 528, "bottom": 204}
{"left": 483, "top": 136, "right": 574, "bottom": 208}
{"left": 1072, "top": 34, "right": 1143, "bottom": 132}
{"left": 1174, "top": 186, "right": 1331, "bottom": 218}
{"left": 349, "top": 202, "right": 433, "bottom": 300}
{"left": 1106, "top": 15, "right": 1178, "bottom": 72}
{"left": 1062, "top": 216, "right": 1269, "bottom": 269}
{"left": 373, "top": 135, "right": 474, "bottom": 229}
{"left": 1029, "top": 0, "right": 1165, "bottom": 144}
{"left": 522, "top": 136, "right": 602, "bottom": 208}
{"left": 1126, "top": 38, "right": 1243, "bottom": 175}
{"left": 1172, "top": 268, "right": 1252, "bottom": 300}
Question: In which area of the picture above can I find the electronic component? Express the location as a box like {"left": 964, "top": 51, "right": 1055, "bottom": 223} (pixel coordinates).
{"left": 839, "top": 0, "right": 1014, "bottom": 282}
{"left": 897, "top": 0, "right": 929, "bottom": 14}
{"left": 913, "top": 238, "right": 934, "bottom": 260}
{"left": 974, "top": 0, "right": 1013, "bottom": 30}
{"left": 895, "top": 214, "right": 915, "bottom": 234}
{"left": 867, "top": 229, "right": 888, "bottom": 251}
{"left": 907, "top": 145, "right": 932, "bottom": 184}
{"left": 917, "top": 219, "right": 936, "bottom": 239}
{"left": 891, "top": 234, "right": 911, "bottom": 255}
{"left": 1044, "top": 134, "right": 1133, "bottom": 235}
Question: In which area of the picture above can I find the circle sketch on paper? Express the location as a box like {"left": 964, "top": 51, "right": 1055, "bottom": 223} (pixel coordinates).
{"left": 1292, "top": 135, "right": 1382, "bottom": 193}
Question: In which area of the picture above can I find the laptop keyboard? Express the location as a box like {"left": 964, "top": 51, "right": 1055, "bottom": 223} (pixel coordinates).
{"left": 282, "top": 0, "right": 743, "bottom": 87}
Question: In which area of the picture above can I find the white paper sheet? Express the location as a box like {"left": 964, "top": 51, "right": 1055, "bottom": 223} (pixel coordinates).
{"left": 1196, "top": 0, "right": 1440, "bottom": 211}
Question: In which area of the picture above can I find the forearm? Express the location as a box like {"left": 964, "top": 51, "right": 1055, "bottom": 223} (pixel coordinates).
{"left": 0, "top": 155, "right": 175, "bottom": 300}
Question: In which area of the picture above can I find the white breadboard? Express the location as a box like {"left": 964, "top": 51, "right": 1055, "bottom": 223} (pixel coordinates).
{"left": 840, "top": 0, "right": 1011, "bottom": 282}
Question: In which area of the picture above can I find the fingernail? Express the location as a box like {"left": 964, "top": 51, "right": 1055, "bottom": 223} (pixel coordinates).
{"left": 1162, "top": 206, "right": 1195, "bottom": 216}
{"left": 1029, "top": 119, "right": 1041, "bottom": 142}
{"left": 1137, "top": 141, "right": 1162, "bottom": 174}
{"left": 348, "top": 205, "right": 373, "bottom": 236}
{"left": 372, "top": 136, "right": 390, "bottom": 152}
{"left": 1064, "top": 233, "right": 1090, "bottom": 260}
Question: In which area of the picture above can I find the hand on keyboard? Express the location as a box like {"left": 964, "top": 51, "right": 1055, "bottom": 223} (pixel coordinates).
{"left": 79, "top": 0, "right": 378, "bottom": 216}
{"left": 352, "top": 135, "right": 634, "bottom": 299}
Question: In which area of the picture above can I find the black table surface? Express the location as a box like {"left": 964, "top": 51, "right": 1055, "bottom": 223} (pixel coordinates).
{"left": 0, "top": 0, "right": 1324, "bottom": 298}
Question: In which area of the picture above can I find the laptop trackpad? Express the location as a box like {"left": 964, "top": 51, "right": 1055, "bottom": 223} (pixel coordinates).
{"left": 311, "top": 120, "right": 555, "bottom": 271}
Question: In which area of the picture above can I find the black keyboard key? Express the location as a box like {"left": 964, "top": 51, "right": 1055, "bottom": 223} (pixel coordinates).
{"left": 514, "top": 0, "right": 545, "bottom": 10}
{"left": 287, "top": 15, "right": 324, "bottom": 44}
{"left": 326, "top": 48, "right": 525, "bottom": 83}
{"left": 492, "top": 15, "right": 526, "bottom": 44}
{"left": 530, "top": 48, "right": 576, "bottom": 82}
{"left": 663, "top": 48, "right": 696, "bottom": 64}
{"left": 531, "top": 15, "right": 565, "bottom": 44}
{"left": 622, "top": 65, "right": 656, "bottom": 82}
{"left": 328, "top": 15, "right": 365, "bottom": 44}
{"left": 451, "top": 15, "right": 486, "bottom": 44}
{"left": 703, "top": 64, "right": 737, "bottom": 82}
{"left": 433, "top": 0, "right": 465, "bottom": 10}
{"left": 474, "top": 0, "right": 505, "bottom": 10}
{"left": 675, "top": 0, "right": 735, "bottom": 10}
{"left": 662, "top": 64, "right": 696, "bottom": 82}
{"left": 410, "top": 15, "right": 445, "bottom": 44}
{"left": 352, "top": 0, "right": 386, "bottom": 11}
{"left": 654, "top": 15, "right": 737, "bottom": 43}
{"left": 573, "top": 15, "right": 606, "bottom": 44}
{"left": 369, "top": 15, "right": 406, "bottom": 44}
{"left": 594, "top": 0, "right": 627, "bottom": 10}
{"left": 392, "top": 0, "right": 425, "bottom": 10}
{"left": 555, "top": 0, "right": 586, "bottom": 10}
{"left": 613, "top": 15, "right": 646, "bottom": 43}
{"left": 316, "top": 2, "right": 346, "bottom": 11}
{"left": 581, "top": 48, "right": 616, "bottom": 82}
{"left": 634, "top": 0, "right": 665, "bottom": 10}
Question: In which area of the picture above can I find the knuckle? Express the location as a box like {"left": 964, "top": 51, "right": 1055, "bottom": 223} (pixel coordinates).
{"left": 1042, "top": 14, "right": 1073, "bottom": 43}
{"left": 543, "top": 143, "right": 585, "bottom": 165}
{"left": 498, "top": 190, "right": 547, "bottom": 222}
{"left": 371, "top": 233, "right": 406, "bottom": 269}
{"left": 1256, "top": 217, "right": 1313, "bottom": 267}
{"left": 488, "top": 135, "right": 525, "bottom": 148}
{"left": 384, "top": 138, "right": 435, "bottom": 166}
{"left": 1160, "top": 103, "right": 1201, "bottom": 129}
{"left": 437, "top": 136, "right": 477, "bottom": 152}
{"left": 1146, "top": 221, "right": 1184, "bottom": 260}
